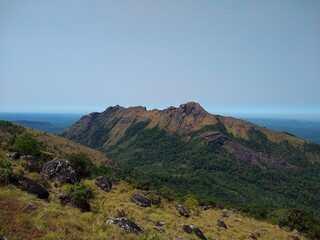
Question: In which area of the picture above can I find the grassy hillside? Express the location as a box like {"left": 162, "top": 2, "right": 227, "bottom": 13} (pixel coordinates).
{"left": 0, "top": 181, "right": 306, "bottom": 240}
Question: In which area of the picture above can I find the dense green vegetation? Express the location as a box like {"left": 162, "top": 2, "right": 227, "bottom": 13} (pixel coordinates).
{"left": 66, "top": 152, "right": 119, "bottom": 180}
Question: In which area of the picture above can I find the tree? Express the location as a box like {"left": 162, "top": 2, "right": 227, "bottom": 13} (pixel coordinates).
{"left": 66, "top": 153, "right": 94, "bottom": 179}
{"left": 13, "top": 133, "right": 41, "bottom": 156}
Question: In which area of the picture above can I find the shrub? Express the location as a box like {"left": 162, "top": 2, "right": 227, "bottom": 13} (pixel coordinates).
{"left": 66, "top": 153, "right": 94, "bottom": 179}
{"left": 13, "top": 133, "right": 41, "bottom": 156}
{"left": 267, "top": 209, "right": 320, "bottom": 239}
{"left": 0, "top": 157, "right": 17, "bottom": 184}
{"left": 65, "top": 182, "right": 94, "bottom": 211}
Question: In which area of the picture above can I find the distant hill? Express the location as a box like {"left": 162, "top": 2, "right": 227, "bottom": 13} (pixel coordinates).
{"left": 61, "top": 102, "right": 320, "bottom": 218}
{"left": 0, "top": 113, "right": 83, "bottom": 134}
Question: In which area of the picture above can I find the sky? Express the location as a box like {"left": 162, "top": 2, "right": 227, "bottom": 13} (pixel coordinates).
{"left": 1, "top": 0, "right": 320, "bottom": 118}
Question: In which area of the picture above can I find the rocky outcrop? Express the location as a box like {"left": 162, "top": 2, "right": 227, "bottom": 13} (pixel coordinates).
{"left": 132, "top": 194, "right": 151, "bottom": 207}
{"left": 107, "top": 217, "right": 142, "bottom": 234}
{"left": 94, "top": 176, "right": 112, "bottom": 192}
{"left": 182, "top": 224, "right": 207, "bottom": 240}
{"left": 200, "top": 131, "right": 296, "bottom": 170}
{"left": 41, "top": 158, "right": 79, "bottom": 184}
{"left": 15, "top": 177, "right": 49, "bottom": 199}
{"left": 176, "top": 205, "right": 190, "bottom": 218}
{"left": 216, "top": 219, "right": 227, "bottom": 229}
{"left": 200, "top": 131, "right": 227, "bottom": 145}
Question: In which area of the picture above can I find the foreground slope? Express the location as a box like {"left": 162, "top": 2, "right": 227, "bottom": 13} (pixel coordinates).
{"left": 0, "top": 183, "right": 305, "bottom": 240}
{"left": 61, "top": 102, "right": 320, "bottom": 217}
{"left": 0, "top": 121, "right": 307, "bottom": 239}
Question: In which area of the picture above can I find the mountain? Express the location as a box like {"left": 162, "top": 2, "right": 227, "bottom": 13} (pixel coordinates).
{"left": 1, "top": 121, "right": 312, "bottom": 239}
{"left": 61, "top": 102, "right": 320, "bottom": 218}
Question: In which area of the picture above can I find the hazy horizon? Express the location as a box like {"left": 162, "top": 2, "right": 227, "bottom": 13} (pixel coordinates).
{"left": 1, "top": 1, "right": 320, "bottom": 115}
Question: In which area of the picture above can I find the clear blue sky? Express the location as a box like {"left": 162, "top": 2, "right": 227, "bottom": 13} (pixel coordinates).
{"left": 1, "top": 0, "right": 320, "bottom": 117}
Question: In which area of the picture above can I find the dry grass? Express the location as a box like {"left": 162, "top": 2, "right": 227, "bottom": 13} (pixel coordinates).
{"left": 0, "top": 181, "right": 305, "bottom": 240}
{"left": 26, "top": 128, "right": 118, "bottom": 168}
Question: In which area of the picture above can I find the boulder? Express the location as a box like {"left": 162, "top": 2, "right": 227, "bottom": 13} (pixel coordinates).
{"left": 107, "top": 217, "right": 142, "bottom": 234}
{"left": 6, "top": 152, "right": 19, "bottom": 159}
{"left": 182, "top": 224, "right": 207, "bottom": 240}
{"left": 176, "top": 205, "right": 190, "bottom": 218}
{"left": 94, "top": 176, "right": 112, "bottom": 192}
{"left": 132, "top": 194, "right": 151, "bottom": 207}
{"left": 15, "top": 177, "right": 49, "bottom": 199}
{"left": 41, "top": 158, "right": 79, "bottom": 184}
{"left": 216, "top": 219, "right": 227, "bottom": 229}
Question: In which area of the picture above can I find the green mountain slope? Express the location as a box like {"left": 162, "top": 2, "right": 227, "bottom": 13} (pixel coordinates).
{"left": 60, "top": 103, "right": 320, "bottom": 219}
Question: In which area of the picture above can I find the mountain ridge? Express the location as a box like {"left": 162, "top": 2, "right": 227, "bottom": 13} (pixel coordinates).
{"left": 61, "top": 102, "right": 306, "bottom": 150}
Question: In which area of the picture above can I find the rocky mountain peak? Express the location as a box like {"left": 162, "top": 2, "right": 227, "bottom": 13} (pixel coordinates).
{"left": 177, "top": 102, "right": 207, "bottom": 116}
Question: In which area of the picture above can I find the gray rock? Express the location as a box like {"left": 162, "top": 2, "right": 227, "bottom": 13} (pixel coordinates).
{"left": 176, "top": 205, "right": 190, "bottom": 218}
{"left": 94, "top": 176, "right": 112, "bottom": 192}
{"left": 6, "top": 152, "right": 19, "bottom": 159}
{"left": 41, "top": 158, "right": 79, "bottom": 184}
{"left": 132, "top": 194, "right": 151, "bottom": 207}
{"left": 23, "top": 204, "right": 37, "bottom": 213}
{"left": 182, "top": 224, "right": 207, "bottom": 240}
{"left": 216, "top": 219, "right": 227, "bottom": 229}
{"left": 107, "top": 217, "right": 142, "bottom": 234}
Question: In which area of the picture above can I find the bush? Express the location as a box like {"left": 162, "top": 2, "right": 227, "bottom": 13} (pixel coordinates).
{"left": 267, "top": 209, "right": 320, "bottom": 239}
{"left": 65, "top": 182, "right": 94, "bottom": 211}
{"left": 66, "top": 153, "right": 94, "bottom": 179}
{"left": 13, "top": 133, "right": 41, "bottom": 156}
{"left": 0, "top": 157, "right": 17, "bottom": 184}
